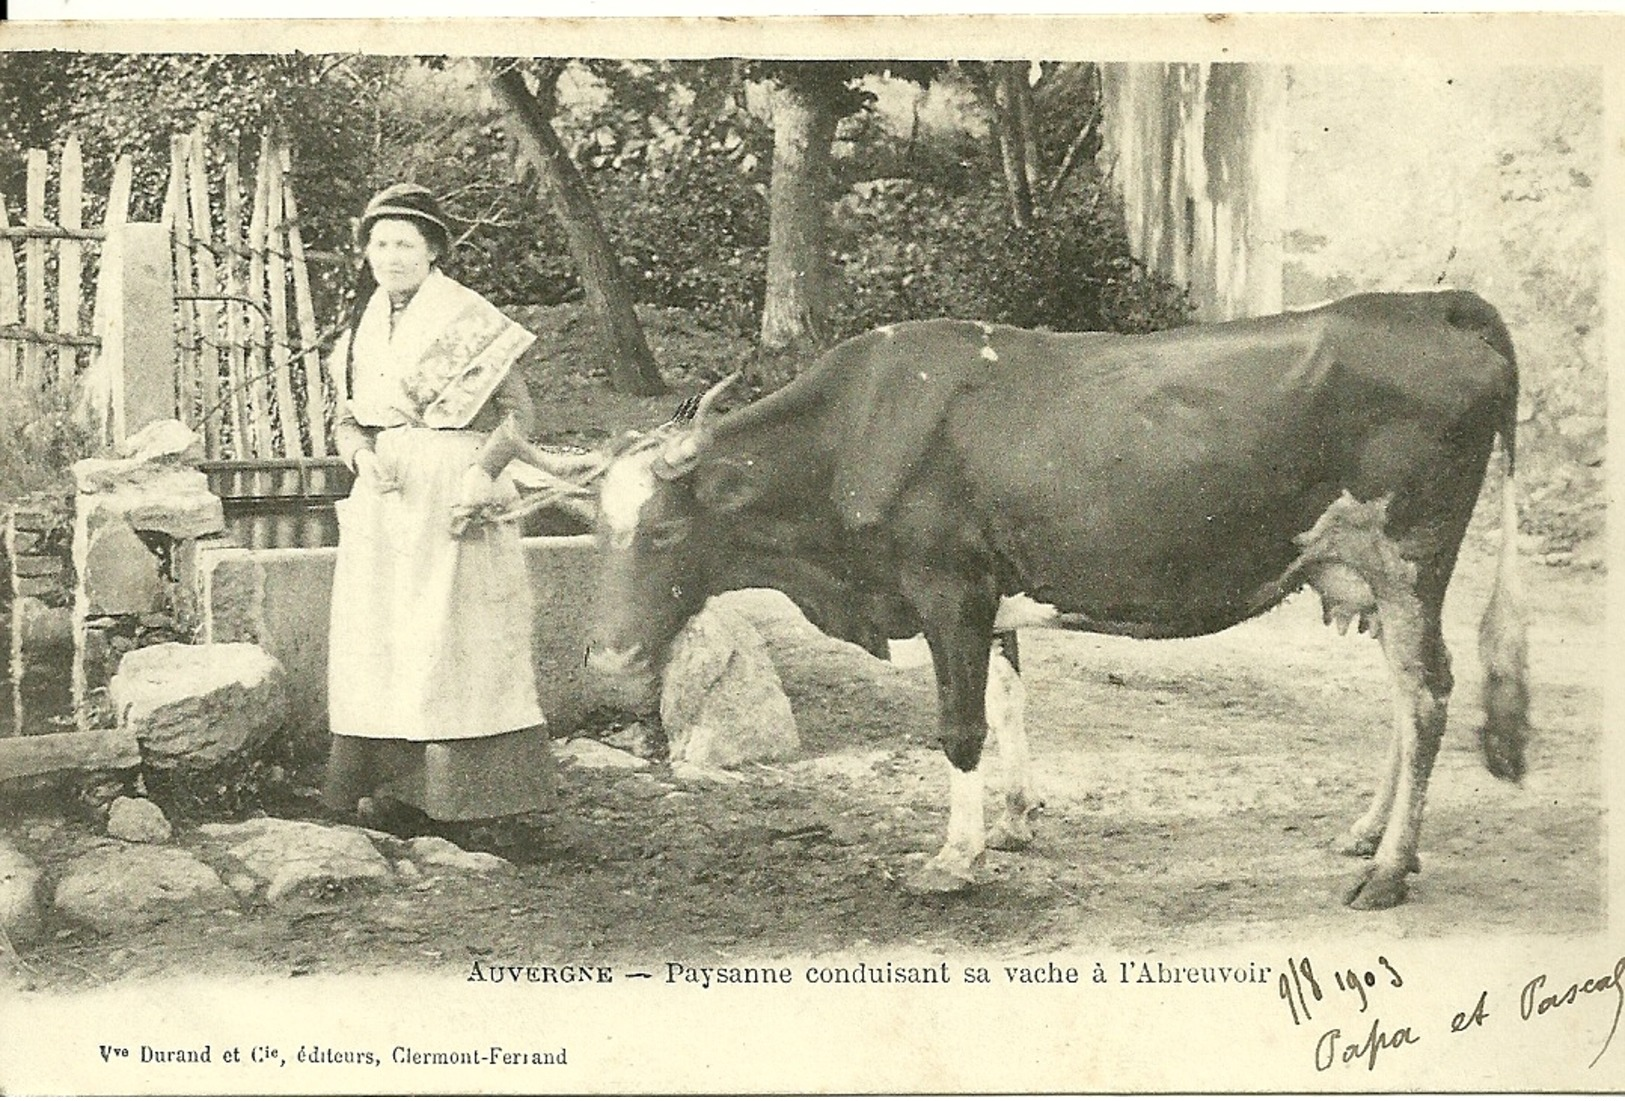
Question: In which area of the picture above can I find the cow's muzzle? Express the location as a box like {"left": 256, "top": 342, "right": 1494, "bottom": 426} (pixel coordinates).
{"left": 584, "top": 642, "right": 661, "bottom": 710}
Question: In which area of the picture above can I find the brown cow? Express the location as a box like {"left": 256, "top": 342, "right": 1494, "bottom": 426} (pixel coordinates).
{"left": 578, "top": 291, "right": 1528, "bottom": 910}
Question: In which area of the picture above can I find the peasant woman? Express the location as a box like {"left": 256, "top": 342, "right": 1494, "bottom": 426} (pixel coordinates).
{"left": 322, "top": 183, "right": 554, "bottom": 834}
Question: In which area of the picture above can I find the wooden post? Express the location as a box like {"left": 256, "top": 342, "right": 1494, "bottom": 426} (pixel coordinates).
{"left": 106, "top": 156, "right": 133, "bottom": 229}
{"left": 99, "top": 223, "right": 178, "bottom": 444}
{"left": 246, "top": 139, "right": 273, "bottom": 457}
{"left": 265, "top": 147, "right": 304, "bottom": 457}
{"left": 186, "top": 129, "right": 222, "bottom": 457}
{"left": 81, "top": 155, "right": 133, "bottom": 446}
{"left": 58, "top": 137, "right": 85, "bottom": 384}
{"left": 280, "top": 141, "right": 329, "bottom": 455}
{"left": 23, "top": 149, "right": 46, "bottom": 391}
{"left": 0, "top": 196, "right": 19, "bottom": 385}
{"left": 221, "top": 139, "right": 251, "bottom": 457}
{"left": 166, "top": 135, "right": 199, "bottom": 433}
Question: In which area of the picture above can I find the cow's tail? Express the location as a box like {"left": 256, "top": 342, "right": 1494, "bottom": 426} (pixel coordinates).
{"left": 1475, "top": 337, "right": 1528, "bottom": 783}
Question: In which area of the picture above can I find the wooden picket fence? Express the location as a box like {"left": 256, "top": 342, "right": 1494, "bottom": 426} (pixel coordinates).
{"left": 163, "top": 129, "right": 339, "bottom": 460}
{"left": 0, "top": 137, "right": 133, "bottom": 395}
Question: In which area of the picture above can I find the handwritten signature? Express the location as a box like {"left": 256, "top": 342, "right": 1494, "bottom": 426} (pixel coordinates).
{"left": 1291, "top": 951, "right": 1624, "bottom": 1073}
{"left": 1314, "top": 1018, "right": 1421, "bottom": 1072}
{"left": 1520, "top": 956, "right": 1625, "bottom": 1069}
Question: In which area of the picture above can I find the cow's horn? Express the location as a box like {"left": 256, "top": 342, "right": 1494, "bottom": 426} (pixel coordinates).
{"left": 655, "top": 372, "right": 740, "bottom": 479}
{"left": 512, "top": 440, "right": 610, "bottom": 487}
{"left": 689, "top": 371, "right": 741, "bottom": 434}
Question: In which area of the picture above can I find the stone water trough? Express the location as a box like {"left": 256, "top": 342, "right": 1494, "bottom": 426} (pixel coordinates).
{"left": 195, "top": 533, "right": 603, "bottom": 753}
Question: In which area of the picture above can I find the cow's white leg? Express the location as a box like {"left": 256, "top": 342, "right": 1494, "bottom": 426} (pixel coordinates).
{"left": 1344, "top": 585, "right": 1443, "bottom": 909}
{"left": 896, "top": 568, "right": 999, "bottom": 894}
{"left": 1295, "top": 493, "right": 1446, "bottom": 908}
{"left": 1338, "top": 706, "right": 1403, "bottom": 857}
{"left": 985, "top": 648, "right": 1036, "bottom": 851}
{"left": 909, "top": 760, "right": 987, "bottom": 892}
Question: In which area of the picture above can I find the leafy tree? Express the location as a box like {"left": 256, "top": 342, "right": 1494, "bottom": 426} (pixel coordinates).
{"left": 489, "top": 58, "right": 663, "bottom": 396}
{"left": 573, "top": 60, "right": 771, "bottom": 336}
{"left": 748, "top": 61, "right": 941, "bottom": 385}
{"left": 963, "top": 61, "right": 1104, "bottom": 229}
{"left": 0, "top": 51, "right": 393, "bottom": 321}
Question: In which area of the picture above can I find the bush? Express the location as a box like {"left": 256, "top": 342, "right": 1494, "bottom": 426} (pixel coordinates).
{"left": 0, "top": 382, "right": 94, "bottom": 502}
{"left": 830, "top": 175, "right": 1191, "bottom": 339}
{"left": 591, "top": 140, "right": 770, "bottom": 336}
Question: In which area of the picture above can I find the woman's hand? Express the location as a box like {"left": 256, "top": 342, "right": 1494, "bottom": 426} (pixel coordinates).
{"left": 353, "top": 449, "right": 401, "bottom": 494}
{"left": 450, "top": 465, "right": 518, "bottom": 538}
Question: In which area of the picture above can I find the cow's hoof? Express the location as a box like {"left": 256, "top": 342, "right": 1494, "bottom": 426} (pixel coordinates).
{"left": 1342, "top": 865, "right": 1410, "bottom": 910}
{"left": 905, "top": 856, "right": 978, "bottom": 895}
{"left": 1335, "top": 836, "right": 1420, "bottom": 873}
{"left": 987, "top": 816, "right": 1034, "bottom": 852}
{"left": 1336, "top": 834, "right": 1379, "bottom": 858}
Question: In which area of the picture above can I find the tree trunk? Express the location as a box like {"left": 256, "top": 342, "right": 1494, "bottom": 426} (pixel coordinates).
{"left": 1010, "top": 65, "right": 1041, "bottom": 198}
{"left": 491, "top": 65, "right": 663, "bottom": 396}
{"left": 759, "top": 79, "right": 840, "bottom": 385}
{"left": 991, "top": 61, "right": 1035, "bottom": 229}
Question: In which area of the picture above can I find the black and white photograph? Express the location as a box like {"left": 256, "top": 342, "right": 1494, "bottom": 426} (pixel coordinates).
{"left": 0, "top": 9, "right": 1617, "bottom": 1094}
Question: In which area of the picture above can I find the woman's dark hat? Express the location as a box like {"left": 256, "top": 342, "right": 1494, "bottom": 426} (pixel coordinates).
{"left": 359, "top": 183, "right": 452, "bottom": 243}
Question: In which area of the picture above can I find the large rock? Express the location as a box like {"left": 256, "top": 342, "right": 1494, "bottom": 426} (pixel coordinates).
{"left": 106, "top": 796, "right": 173, "bottom": 843}
{"left": 79, "top": 520, "right": 164, "bottom": 616}
{"left": 73, "top": 465, "right": 223, "bottom": 546}
{"left": 408, "top": 836, "right": 512, "bottom": 875}
{"left": 556, "top": 739, "right": 650, "bottom": 772}
{"left": 117, "top": 419, "right": 203, "bottom": 464}
{"left": 53, "top": 843, "right": 233, "bottom": 932}
{"left": 197, "top": 817, "right": 393, "bottom": 902}
{"left": 109, "top": 642, "right": 286, "bottom": 767}
{"left": 660, "top": 604, "right": 798, "bottom": 768}
{"left": 0, "top": 838, "right": 44, "bottom": 944}
{"left": 198, "top": 547, "right": 338, "bottom": 756}
{"left": 714, "top": 590, "right": 936, "bottom": 754}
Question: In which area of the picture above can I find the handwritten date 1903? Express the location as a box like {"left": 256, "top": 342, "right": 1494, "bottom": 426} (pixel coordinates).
{"left": 1280, "top": 955, "right": 1404, "bottom": 1026}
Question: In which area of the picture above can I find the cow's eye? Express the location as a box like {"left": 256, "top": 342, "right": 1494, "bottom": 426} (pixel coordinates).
{"left": 644, "top": 520, "right": 690, "bottom": 549}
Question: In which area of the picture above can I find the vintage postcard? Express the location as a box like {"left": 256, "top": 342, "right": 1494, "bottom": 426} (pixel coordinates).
{"left": 0, "top": 10, "right": 1618, "bottom": 1095}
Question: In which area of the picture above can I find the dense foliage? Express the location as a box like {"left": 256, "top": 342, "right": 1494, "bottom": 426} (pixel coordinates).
{"left": 592, "top": 130, "right": 772, "bottom": 335}
{"left": 831, "top": 177, "right": 1189, "bottom": 338}
{"left": 0, "top": 53, "right": 382, "bottom": 251}
{"left": 0, "top": 53, "right": 1186, "bottom": 340}
{"left": 0, "top": 383, "right": 93, "bottom": 497}
{"left": 568, "top": 60, "right": 1188, "bottom": 341}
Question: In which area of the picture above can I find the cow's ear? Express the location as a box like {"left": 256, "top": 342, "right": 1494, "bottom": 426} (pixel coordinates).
{"left": 651, "top": 435, "right": 702, "bottom": 480}
{"left": 694, "top": 458, "right": 761, "bottom": 515}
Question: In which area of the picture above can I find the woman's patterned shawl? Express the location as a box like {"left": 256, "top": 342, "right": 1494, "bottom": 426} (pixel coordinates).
{"left": 342, "top": 269, "right": 535, "bottom": 430}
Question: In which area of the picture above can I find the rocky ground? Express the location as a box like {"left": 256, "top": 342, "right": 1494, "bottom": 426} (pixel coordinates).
{"left": 0, "top": 546, "right": 1604, "bottom": 993}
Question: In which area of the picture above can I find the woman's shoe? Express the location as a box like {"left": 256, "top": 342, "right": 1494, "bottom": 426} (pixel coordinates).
{"left": 356, "top": 796, "right": 436, "bottom": 839}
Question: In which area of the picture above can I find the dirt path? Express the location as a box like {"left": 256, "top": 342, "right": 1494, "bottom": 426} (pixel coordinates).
{"left": 8, "top": 550, "right": 1604, "bottom": 990}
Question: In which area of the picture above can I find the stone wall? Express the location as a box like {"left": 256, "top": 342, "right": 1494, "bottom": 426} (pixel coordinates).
{"left": 1281, "top": 65, "right": 1604, "bottom": 552}
{"left": 1103, "top": 62, "right": 1605, "bottom": 554}
{"left": 71, "top": 425, "right": 225, "bottom": 723}
{"left": 3, "top": 498, "right": 75, "bottom": 736}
